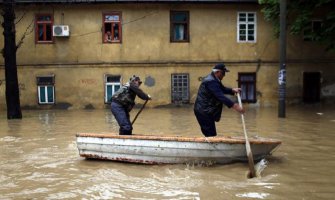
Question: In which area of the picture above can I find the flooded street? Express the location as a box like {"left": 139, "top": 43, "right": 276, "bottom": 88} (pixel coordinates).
{"left": 1, "top": 105, "right": 335, "bottom": 199}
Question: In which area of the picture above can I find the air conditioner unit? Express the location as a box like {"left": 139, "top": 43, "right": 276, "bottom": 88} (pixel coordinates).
{"left": 53, "top": 25, "right": 70, "bottom": 37}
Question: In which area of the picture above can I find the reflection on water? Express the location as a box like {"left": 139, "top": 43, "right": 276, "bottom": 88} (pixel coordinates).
{"left": 1, "top": 106, "right": 335, "bottom": 199}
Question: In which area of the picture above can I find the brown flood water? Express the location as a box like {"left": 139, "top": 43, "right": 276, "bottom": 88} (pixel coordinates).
{"left": 0, "top": 105, "right": 335, "bottom": 199}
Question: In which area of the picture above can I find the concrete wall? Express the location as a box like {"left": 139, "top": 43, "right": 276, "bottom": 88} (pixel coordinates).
{"left": 0, "top": 3, "right": 335, "bottom": 110}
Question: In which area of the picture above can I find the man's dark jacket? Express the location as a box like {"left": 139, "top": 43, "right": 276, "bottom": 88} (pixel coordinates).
{"left": 194, "top": 72, "right": 235, "bottom": 122}
{"left": 112, "top": 82, "right": 149, "bottom": 111}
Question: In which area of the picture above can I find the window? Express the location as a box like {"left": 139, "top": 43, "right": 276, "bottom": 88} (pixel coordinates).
{"left": 105, "top": 75, "right": 121, "bottom": 103}
{"left": 238, "top": 73, "right": 256, "bottom": 103}
{"left": 237, "top": 12, "right": 256, "bottom": 42}
{"left": 37, "top": 76, "right": 55, "bottom": 104}
{"left": 103, "top": 13, "right": 122, "bottom": 43}
{"left": 35, "top": 14, "right": 53, "bottom": 43}
{"left": 171, "top": 73, "right": 189, "bottom": 104}
{"left": 304, "top": 20, "right": 322, "bottom": 41}
{"left": 170, "top": 11, "right": 189, "bottom": 42}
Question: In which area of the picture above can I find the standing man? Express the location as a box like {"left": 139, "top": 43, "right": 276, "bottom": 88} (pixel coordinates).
{"left": 111, "top": 75, "right": 151, "bottom": 135}
{"left": 194, "top": 63, "right": 245, "bottom": 137}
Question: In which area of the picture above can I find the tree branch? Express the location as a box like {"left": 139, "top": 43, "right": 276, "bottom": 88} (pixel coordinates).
{"left": 16, "top": 18, "right": 34, "bottom": 50}
{"left": 15, "top": 9, "right": 27, "bottom": 25}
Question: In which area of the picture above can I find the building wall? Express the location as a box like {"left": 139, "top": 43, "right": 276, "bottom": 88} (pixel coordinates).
{"left": 0, "top": 3, "right": 335, "bottom": 110}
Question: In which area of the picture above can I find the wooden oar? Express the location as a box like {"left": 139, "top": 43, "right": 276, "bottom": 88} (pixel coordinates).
{"left": 237, "top": 93, "right": 256, "bottom": 178}
{"left": 131, "top": 99, "right": 148, "bottom": 125}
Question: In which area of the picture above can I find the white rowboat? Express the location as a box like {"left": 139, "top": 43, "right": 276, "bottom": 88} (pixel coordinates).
{"left": 76, "top": 133, "right": 281, "bottom": 165}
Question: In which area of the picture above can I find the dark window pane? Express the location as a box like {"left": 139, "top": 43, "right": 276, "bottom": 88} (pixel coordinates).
{"left": 47, "top": 86, "right": 54, "bottom": 102}
{"left": 114, "top": 85, "right": 120, "bottom": 92}
{"left": 107, "top": 76, "right": 120, "bottom": 83}
{"left": 248, "top": 35, "right": 254, "bottom": 41}
{"left": 113, "top": 23, "right": 119, "bottom": 39}
{"left": 241, "top": 85, "right": 247, "bottom": 99}
{"left": 172, "top": 13, "right": 187, "bottom": 22}
{"left": 240, "top": 76, "right": 254, "bottom": 82}
{"left": 173, "top": 24, "right": 186, "bottom": 40}
{"left": 46, "top": 24, "right": 52, "bottom": 40}
{"left": 248, "top": 85, "right": 255, "bottom": 99}
{"left": 37, "top": 15, "right": 51, "bottom": 21}
{"left": 248, "top": 14, "right": 254, "bottom": 22}
{"left": 38, "top": 25, "right": 44, "bottom": 41}
{"left": 248, "top": 30, "right": 254, "bottom": 35}
{"left": 105, "top": 23, "right": 112, "bottom": 32}
{"left": 239, "top": 13, "right": 246, "bottom": 21}
{"left": 40, "top": 87, "right": 46, "bottom": 103}
{"left": 240, "top": 30, "right": 246, "bottom": 35}
{"left": 37, "top": 76, "right": 54, "bottom": 85}
{"left": 107, "top": 85, "right": 113, "bottom": 101}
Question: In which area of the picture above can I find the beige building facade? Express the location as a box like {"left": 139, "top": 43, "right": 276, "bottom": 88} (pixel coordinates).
{"left": 0, "top": 1, "right": 335, "bottom": 110}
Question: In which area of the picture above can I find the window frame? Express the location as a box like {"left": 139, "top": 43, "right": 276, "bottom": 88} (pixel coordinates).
{"left": 237, "top": 72, "right": 257, "bottom": 103}
{"left": 103, "top": 12, "right": 122, "bottom": 44}
{"left": 171, "top": 73, "right": 190, "bottom": 104}
{"left": 303, "top": 20, "right": 322, "bottom": 41}
{"left": 104, "top": 74, "right": 121, "bottom": 103}
{"left": 36, "top": 75, "right": 55, "bottom": 105}
{"left": 35, "top": 14, "right": 54, "bottom": 44}
{"left": 170, "top": 11, "right": 190, "bottom": 43}
{"left": 237, "top": 12, "right": 257, "bottom": 43}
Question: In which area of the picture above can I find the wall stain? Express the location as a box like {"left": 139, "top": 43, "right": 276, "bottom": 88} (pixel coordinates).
{"left": 144, "top": 76, "right": 155, "bottom": 87}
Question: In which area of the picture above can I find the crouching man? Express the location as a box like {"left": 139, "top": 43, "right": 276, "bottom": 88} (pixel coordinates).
{"left": 111, "top": 75, "right": 151, "bottom": 135}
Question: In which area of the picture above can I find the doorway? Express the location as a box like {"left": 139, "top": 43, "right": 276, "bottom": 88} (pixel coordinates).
{"left": 303, "top": 72, "right": 321, "bottom": 103}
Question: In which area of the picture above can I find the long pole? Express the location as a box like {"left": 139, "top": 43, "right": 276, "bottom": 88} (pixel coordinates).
{"left": 278, "top": 0, "right": 287, "bottom": 118}
{"left": 131, "top": 100, "right": 148, "bottom": 125}
{"left": 237, "top": 93, "right": 256, "bottom": 178}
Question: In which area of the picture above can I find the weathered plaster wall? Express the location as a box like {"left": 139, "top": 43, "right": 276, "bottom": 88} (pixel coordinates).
{"left": 2, "top": 3, "right": 318, "bottom": 64}
{"left": 2, "top": 62, "right": 332, "bottom": 110}
{"left": 0, "top": 3, "right": 334, "bottom": 110}
{"left": 1, "top": 63, "right": 335, "bottom": 110}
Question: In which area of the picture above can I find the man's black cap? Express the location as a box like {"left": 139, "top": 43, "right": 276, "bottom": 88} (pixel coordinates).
{"left": 213, "top": 63, "right": 230, "bottom": 72}
{"left": 130, "top": 75, "right": 142, "bottom": 83}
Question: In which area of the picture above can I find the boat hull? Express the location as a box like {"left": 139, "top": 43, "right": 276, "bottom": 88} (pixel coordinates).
{"left": 76, "top": 133, "right": 281, "bottom": 165}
